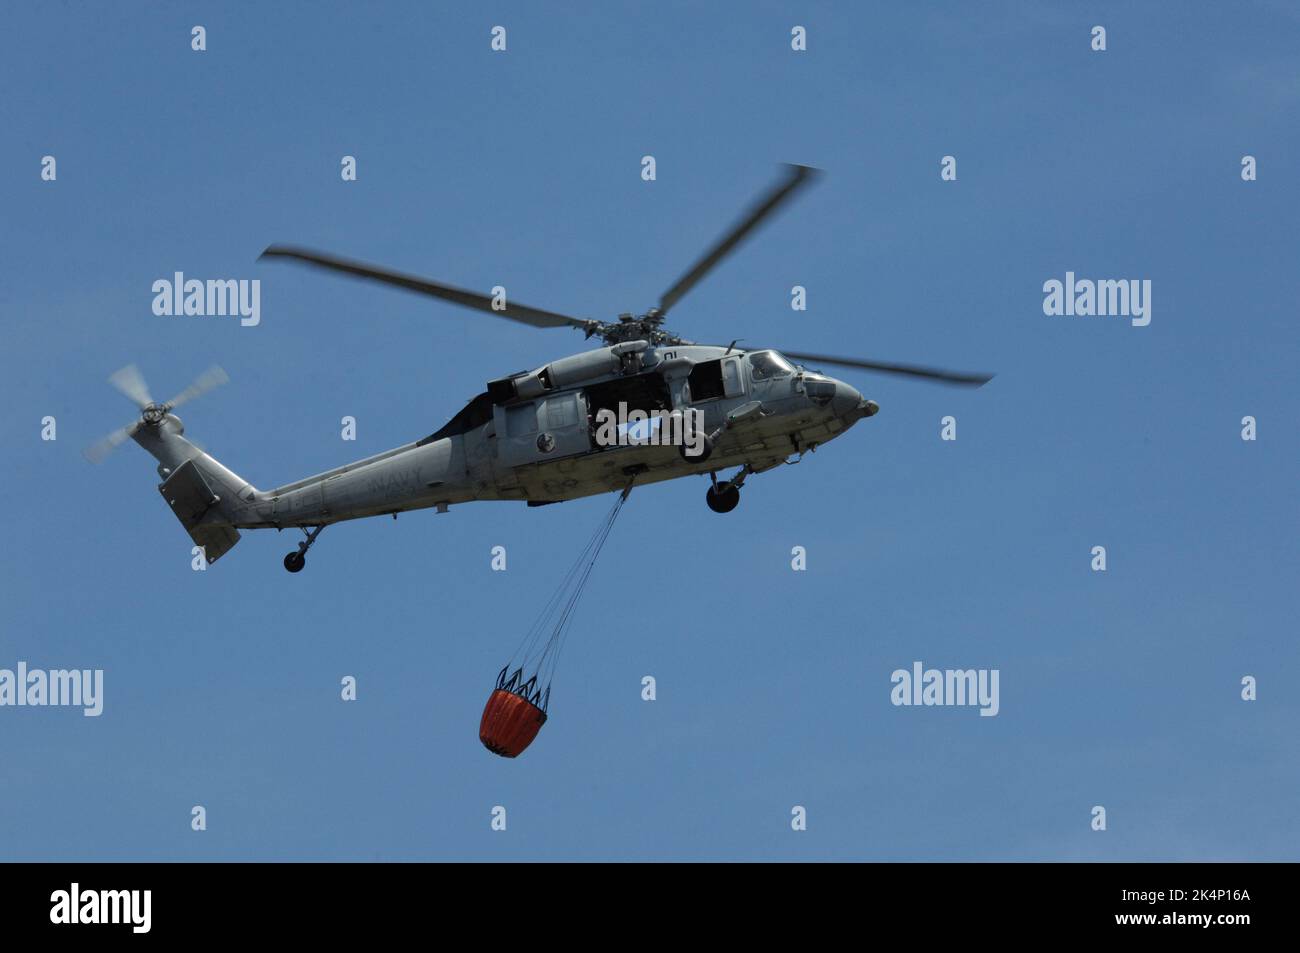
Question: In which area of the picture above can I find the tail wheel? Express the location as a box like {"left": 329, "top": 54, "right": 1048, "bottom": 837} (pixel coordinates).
{"left": 284, "top": 552, "right": 306, "bottom": 573}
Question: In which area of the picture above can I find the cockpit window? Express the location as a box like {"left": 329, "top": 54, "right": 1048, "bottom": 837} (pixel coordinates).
{"left": 748, "top": 350, "right": 795, "bottom": 381}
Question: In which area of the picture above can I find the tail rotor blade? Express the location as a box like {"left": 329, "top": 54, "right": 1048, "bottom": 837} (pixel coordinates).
{"left": 83, "top": 421, "right": 141, "bottom": 464}
{"left": 165, "top": 365, "right": 229, "bottom": 410}
{"left": 108, "top": 364, "right": 154, "bottom": 410}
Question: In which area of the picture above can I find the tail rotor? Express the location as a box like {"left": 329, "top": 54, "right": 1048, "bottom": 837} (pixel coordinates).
{"left": 84, "top": 363, "right": 229, "bottom": 463}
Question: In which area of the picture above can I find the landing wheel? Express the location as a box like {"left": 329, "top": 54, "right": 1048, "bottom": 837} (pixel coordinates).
{"left": 706, "top": 484, "right": 740, "bottom": 513}
{"left": 283, "top": 525, "right": 325, "bottom": 573}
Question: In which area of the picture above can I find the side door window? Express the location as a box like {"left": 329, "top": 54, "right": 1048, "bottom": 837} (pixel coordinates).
{"left": 506, "top": 402, "right": 539, "bottom": 437}
{"left": 722, "top": 357, "right": 745, "bottom": 397}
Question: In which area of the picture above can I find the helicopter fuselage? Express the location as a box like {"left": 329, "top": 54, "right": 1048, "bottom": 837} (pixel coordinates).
{"left": 138, "top": 343, "right": 875, "bottom": 545}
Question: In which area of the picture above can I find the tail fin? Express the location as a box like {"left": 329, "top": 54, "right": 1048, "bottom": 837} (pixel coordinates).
{"left": 136, "top": 415, "right": 258, "bottom": 566}
{"left": 158, "top": 458, "right": 242, "bottom": 563}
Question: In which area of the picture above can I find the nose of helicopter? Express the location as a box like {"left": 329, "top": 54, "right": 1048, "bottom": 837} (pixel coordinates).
{"left": 831, "top": 379, "right": 863, "bottom": 417}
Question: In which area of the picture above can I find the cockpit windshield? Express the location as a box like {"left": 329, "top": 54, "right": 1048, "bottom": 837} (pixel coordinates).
{"left": 748, "top": 350, "right": 795, "bottom": 381}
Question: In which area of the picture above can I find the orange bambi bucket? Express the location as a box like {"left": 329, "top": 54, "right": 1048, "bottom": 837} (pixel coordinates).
{"left": 479, "top": 688, "right": 548, "bottom": 758}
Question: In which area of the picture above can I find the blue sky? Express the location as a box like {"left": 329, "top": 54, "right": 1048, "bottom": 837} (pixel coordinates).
{"left": 2, "top": 2, "right": 1297, "bottom": 860}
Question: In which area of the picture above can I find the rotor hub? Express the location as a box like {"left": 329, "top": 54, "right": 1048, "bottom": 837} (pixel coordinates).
{"left": 589, "top": 309, "right": 681, "bottom": 347}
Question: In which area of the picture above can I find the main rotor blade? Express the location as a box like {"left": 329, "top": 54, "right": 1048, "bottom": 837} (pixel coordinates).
{"left": 659, "top": 163, "right": 820, "bottom": 316}
{"left": 260, "top": 245, "right": 594, "bottom": 332}
{"left": 779, "top": 350, "right": 995, "bottom": 387}
{"left": 84, "top": 421, "right": 140, "bottom": 464}
{"left": 165, "top": 365, "right": 229, "bottom": 410}
{"left": 108, "top": 364, "right": 153, "bottom": 410}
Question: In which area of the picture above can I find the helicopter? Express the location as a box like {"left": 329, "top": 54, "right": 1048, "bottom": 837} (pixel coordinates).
{"left": 86, "top": 164, "right": 993, "bottom": 573}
